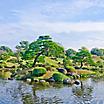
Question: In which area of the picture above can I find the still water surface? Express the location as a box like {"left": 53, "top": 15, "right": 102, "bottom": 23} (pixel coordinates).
{"left": 0, "top": 78, "right": 104, "bottom": 104}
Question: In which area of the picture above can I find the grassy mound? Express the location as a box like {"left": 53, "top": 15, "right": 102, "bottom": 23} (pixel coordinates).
{"left": 53, "top": 72, "right": 69, "bottom": 82}
{"left": 45, "top": 57, "right": 59, "bottom": 68}
{"left": 66, "top": 66, "right": 76, "bottom": 72}
{"left": 32, "top": 67, "right": 46, "bottom": 77}
{"left": 76, "top": 70, "right": 95, "bottom": 75}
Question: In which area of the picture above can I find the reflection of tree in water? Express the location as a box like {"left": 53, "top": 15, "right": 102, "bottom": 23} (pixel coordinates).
{"left": 22, "top": 93, "right": 34, "bottom": 104}
{"left": 17, "top": 82, "right": 35, "bottom": 104}
{"left": 4, "top": 81, "right": 35, "bottom": 104}
{"left": 31, "top": 86, "right": 63, "bottom": 104}
{"left": 72, "top": 82, "right": 93, "bottom": 104}
{"left": 40, "top": 96, "right": 63, "bottom": 104}
{"left": 8, "top": 81, "right": 63, "bottom": 104}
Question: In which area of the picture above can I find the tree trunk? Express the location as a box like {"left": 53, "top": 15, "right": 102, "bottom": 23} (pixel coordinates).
{"left": 32, "top": 50, "right": 44, "bottom": 67}
{"left": 80, "top": 61, "right": 83, "bottom": 68}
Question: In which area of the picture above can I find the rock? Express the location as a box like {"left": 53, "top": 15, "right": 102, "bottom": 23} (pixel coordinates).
{"left": 74, "top": 66, "right": 80, "bottom": 69}
{"left": 26, "top": 78, "right": 31, "bottom": 82}
{"left": 39, "top": 80, "right": 46, "bottom": 83}
{"left": 76, "top": 75, "right": 80, "bottom": 79}
{"left": 39, "top": 80, "right": 50, "bottom": 86}
{"left": 8, "top": 78, "right": 13, "bottom": 80}
{"left": 57, "top": 68, "right": 67, "bottom": 74}
{"left": 47, "top": 77, "right": 55, "bottom": 82}
{"left": 74, "top": 80, "right": 80, "bottom": 85}
{"left": 34, "top": 78, "right": 39, "bottom": 82}
{"left": 63, "top": 78, "right": 71, "bottom": 84}
{"left": 66, "top": 72, "right": 73, "bottom": 76}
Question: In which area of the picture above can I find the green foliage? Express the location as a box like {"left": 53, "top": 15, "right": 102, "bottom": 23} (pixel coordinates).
{"left": 65, "top": 66, "right": 76, "bottom": 72}
{"left": 91, "top": 48, "right": 103, "bottom": 56}
{"left": 66, "top": 48, "right": 76, "bottom": 58}
{"left": 72, "top": 47, "right": 94, "bottom": 68}
{"left": 1, "top": 35, "right": 104, "bottom": 80}
{"left": 16, "top": 41, "right": 29, "bottom": 51}
{"left": 0, "top": 46, "right": 13, "bottom": 55}
{"left": 80, "top": 74, "right": 90, "bottom": 78}
{"left": 45, "top": 57, "right": 59, "bottom": 68}
{"left": 96, "top": 61, "right": 104, "bottom": 68}
{"left": 23, "top": 50, "right": 35, "bottom": 60}
{"left": 0, "top": 61, "right": 6, "bottom": 68}
{"left": 32, "top": 67, "right": 46, "bottom": 77}
{"left": 0, "top": 52, "right": 10, "bottom": 61}
{"left": 37, "top": 56, "right": 45, "bottom": 63}
{"left": 16, "top": 41, "right": 29, "bottom": 58}
{"left": 63, "top": 57, "right": 72, "bottom": 68}
{"left": 38, "top": 35, "right": 52, "bottom": 41}
{"left": 53, "top": 72, "right": 69, "bottom": 82}
{"left": 29, "top": 37, "right": 64, "bottom": 57}
{"left": 26, "top": 60, "right": 34, "bottom": 68}
{"left": 24, "top": 35, "right": 64, "bottom": 59}
{"left": 7, "top": 58, "right": 18, "bottom": 63}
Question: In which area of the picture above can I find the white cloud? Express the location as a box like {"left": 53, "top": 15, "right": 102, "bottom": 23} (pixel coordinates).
{"left": 0, "top": 0, "right": 104, "bottom": 49}
{"left": 19, "top": 21, "right": 104, "bottom": 33}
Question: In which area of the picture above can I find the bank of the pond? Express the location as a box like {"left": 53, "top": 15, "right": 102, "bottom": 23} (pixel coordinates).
{"left": 0, "top": 66, "right": 98, "bottom": 86}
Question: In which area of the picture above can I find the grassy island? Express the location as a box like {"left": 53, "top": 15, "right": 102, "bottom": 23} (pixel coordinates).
{"left": 0, "top": 35, "right": 103, "bottom": 85}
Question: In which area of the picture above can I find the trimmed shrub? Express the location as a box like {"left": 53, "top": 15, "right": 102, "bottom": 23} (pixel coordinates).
{"left": 66, "top": 66, "right": 76, "bottom": 72}
{"left": 32, "top": 67, "right": 46, "bottom": 77}
{"left": 53, "top": 72, "right": 68, "bottom": 82}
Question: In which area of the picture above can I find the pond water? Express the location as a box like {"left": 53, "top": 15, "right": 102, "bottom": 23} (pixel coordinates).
{"left": 0, "top": 78, "right": 104, "bottom": 104}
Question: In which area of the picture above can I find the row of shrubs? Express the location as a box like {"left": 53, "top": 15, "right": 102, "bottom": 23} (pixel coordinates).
{"left": 25, "top": 66, "right": 77, "bottom": 82}
{"left": 32, "top": 66, "right": 76, "bottom": 77}
{"left": 15, "top": 65, "right": 94, "bottom": 82}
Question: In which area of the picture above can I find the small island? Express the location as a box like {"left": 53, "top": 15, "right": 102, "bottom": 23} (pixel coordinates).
{"left": 0, "top": 35, "right": 103, "bottom": 85}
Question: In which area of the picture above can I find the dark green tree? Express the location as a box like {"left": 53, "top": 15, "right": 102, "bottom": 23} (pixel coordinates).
{"left": 91, "top": 48, "right": 103, "bottom": 56}
{"left": 16, "top": 41, "right": 29, "bottom": 55}
{"left": 15, "top": 41, "right": 29, "bottom": 65}
{"left": 73, "top": 47, "right": 94, "bottom": 68}
{"left": 0, "top": 46, "right": 13, "bottom": 55}
{"left": 23, "top": 35, "right": 65, "bottom": 67}
{"left": 66, "top": 48, "right": 76, "bottom": 58}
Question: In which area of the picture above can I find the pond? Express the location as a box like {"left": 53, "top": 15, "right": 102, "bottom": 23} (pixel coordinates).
{"left": 0, "top": 78, "right": 104, "bottom": 104}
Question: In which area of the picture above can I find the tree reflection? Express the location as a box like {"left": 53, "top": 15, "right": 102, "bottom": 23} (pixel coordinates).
{"left": 31, "top": 85, "right": 63, "bottom": 104}
{"left": 72, "top": 81, "right": 93, "bottom": 104}
{"left": 22, "top": 94, "right": 34, "bottom": 104}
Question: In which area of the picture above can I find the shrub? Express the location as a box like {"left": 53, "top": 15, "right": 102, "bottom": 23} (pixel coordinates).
{"left": 37, "top": 56, "right": 45, "bottom": 63}
{"left": 0, "top": 52, "right": 10, "bottom": 60}
{"left": 66, "top": 66, "right": 76, "bottom": 72}
{"left": 7, "top": 58, "right": 18, "bottom": 63}
{"left": 32, "top": 67, "right": 46, "bottom": 77}
{"left": 63, "top": 58, "right": 72, "bottom": 67}
{"left": 0, "top": 61, "right": 6, "bottom": 68}
{"left": 53, "top": 72, "right": 68, "bottom": 82}
{"left": 26, "top": 61, "right": 33, "bottom": 68}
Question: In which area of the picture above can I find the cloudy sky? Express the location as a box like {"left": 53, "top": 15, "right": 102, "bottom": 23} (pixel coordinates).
{"left": 0, "top": 0, "right": 104, "bottom": 50}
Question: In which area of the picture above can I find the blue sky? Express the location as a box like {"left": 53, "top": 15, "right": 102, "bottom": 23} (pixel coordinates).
{"left": 0, "top": 0, "right": 104, "bottom": 50}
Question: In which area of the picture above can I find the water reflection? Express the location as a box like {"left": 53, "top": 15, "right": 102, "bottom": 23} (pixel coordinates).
{"left": 72, "top": 82, "right": 93, "bottom": 104}
{"left": 0, "top": 79, "right": 104, "bottom": 104}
